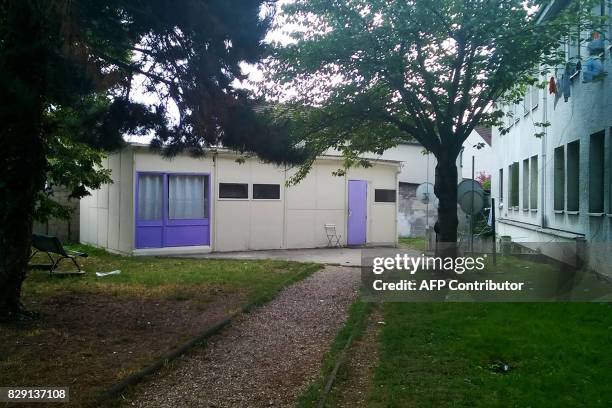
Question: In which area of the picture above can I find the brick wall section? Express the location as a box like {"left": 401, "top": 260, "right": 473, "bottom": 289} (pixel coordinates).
{"left": 33, "top": 187, "right": 80, "bottom": 243}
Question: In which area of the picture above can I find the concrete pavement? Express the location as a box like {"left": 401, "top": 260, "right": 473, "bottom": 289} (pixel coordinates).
{"left": 186, "top": 247, "right": 370, "bottom": 266}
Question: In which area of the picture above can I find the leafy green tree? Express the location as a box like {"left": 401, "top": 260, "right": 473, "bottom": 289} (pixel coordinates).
{"left": 263, "top": 0, "right": 599, "bottom": 249}
{"left": 35, "top": 99, "right": 114, "bottom": 224}
{"left": 0, "top": 0, "right": 301, "bottom": 320}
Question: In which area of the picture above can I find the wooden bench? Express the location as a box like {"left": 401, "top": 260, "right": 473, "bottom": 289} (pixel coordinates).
{"left": 28, "top": 234, "right": 87, "bottom": 276}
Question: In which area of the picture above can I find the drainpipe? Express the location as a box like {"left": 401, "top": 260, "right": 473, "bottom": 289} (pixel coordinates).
{"left": 131, "top": 147, "right": 136, "bottom": 254}
{"left": 212, "top": 150, "right": 218, "bottom": 252}
{"left": 541, "top": 80, "right": 548, "bottom": 229}
{"left": 395, "top": 164, "right": 400, "bottom": 247}
{"left": 282, "top": 164, "right": 288, "bottom": 249}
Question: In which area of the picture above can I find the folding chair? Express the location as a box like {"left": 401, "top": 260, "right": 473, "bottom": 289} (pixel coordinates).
{"left": 28, "top": 234, "right": 87, "bottom": 276}
{"left": 324, "top": 224, "right": 342, "bottom": 247}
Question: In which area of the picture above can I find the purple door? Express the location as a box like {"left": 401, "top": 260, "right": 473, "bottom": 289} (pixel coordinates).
{"left": 347, "top": 180, "right": 367, "bottom": 245}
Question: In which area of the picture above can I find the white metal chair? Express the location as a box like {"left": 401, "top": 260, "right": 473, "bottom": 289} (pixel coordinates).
{"left": 324, "top": 224, "right": 342, "bottom": 247}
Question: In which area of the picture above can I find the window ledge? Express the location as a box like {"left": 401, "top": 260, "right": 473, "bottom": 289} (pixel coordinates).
{"left": 607, "top": 214, "right": 612, "bottom": 218}
{"left": 566, "top": 210, "right": 579, "bottom": 215}
{"left": 554, "top": 210, "right": 564, "bottom": 214}
{"left": 530, "top": 209, "right": 538, "bottom": 212}
{"left": 498, "top": 218, "right": 584, "bottom": 240}
{"left": 588, "top": 212, "right": 604, "bottom": 217}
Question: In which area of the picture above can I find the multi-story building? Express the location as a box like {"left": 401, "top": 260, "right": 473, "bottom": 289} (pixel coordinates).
{"left": 490, "top": 0, "right": 612, "bottom": 277}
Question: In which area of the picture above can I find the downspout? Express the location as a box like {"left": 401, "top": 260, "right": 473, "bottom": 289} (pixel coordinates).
{"left": 282, "top": 165, "right": 288, "bottom": 249}
{"left": 131, "top": 147, "right": 136, "bottom": 254}
{"left": 212, "top": 150, "right": 218, "bottom": 252}
{"left": 395, "top": 164, "right": 400, "bottom": 247}
{"left": 541, "top": 80, "right": 548, "bottom": 229}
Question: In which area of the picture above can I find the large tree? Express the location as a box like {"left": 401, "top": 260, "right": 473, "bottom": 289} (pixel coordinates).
{"left": 0, "top": 0, "right": 303, "bottom": 320}
{"left": 263, "top": 0, "right": 598, "bottom": 248}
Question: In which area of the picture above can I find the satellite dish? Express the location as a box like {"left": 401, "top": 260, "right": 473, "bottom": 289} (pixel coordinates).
{"left": 416, "top": 182, "right": 436, "bottom": 204}
{"left": 457, "top": 179, "right": 484, "bottom": 198}
{"left": 459, "top": 190, "right": 484, "bottom": 215}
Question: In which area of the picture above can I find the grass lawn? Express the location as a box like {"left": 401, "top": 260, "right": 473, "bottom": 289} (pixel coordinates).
{"left": 368, "top": 302, "right": 612, "bottom": 407}
{"left": 312, "top": 238, "right": 612, "bottom": 407}
{"left": 398, "top": 236, "right": 428, "bottom": 252}
{"left": 1, "top": 245, "right": 320, "bottom": 407}
{"left": 365, "top": 248, "right": 612, "bottom": 407}
{"left": 23, "top": 245, "right": 316, "bottom": 302}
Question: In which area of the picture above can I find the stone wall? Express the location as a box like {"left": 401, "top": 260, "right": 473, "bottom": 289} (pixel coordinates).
{"left": 33, "top": 187, "right": 80, "bottom": 243}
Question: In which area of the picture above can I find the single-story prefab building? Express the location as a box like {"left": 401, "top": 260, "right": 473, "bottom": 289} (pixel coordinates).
{"left": 80, "top": 143, "right": 400, "bottom": 255}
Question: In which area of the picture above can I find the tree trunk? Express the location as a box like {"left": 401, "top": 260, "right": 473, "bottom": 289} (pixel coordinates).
{"left": 433, "top": 149, "right": 459, "bottom": 257}
{"left": 0, "top": 2, "right": 48, "bottom": 320}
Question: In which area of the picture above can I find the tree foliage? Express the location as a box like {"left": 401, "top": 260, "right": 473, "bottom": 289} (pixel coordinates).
{"left": 0, "top": 0, "right": 292, "bottom": 318}
{"left": 262, "top": 0, "right": 602, "bottom": 243}
{"left": 266, "top": 0, "right": 601, "bottom": 157}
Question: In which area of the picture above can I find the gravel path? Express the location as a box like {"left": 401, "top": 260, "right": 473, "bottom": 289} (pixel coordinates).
{"left": 128, "top": 266, "right": 360, "bottom": 408}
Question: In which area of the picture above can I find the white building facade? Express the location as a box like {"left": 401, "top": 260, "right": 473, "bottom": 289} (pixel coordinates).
{"left": 459, "top": 128, "right": 494, "bottom": 181}
{"left": 80, "top": 144, "right": 400, "bottom": 255}
{"left": 490, "top": 0, "right": 612, "bottom": 277}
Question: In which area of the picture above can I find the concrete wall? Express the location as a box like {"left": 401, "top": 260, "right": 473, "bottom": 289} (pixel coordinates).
{"left": 33, "top": 186, "right": 80, "bottom": 243}
{"left": 80, "top": 146, "right": 399, "bottom": 254}
{"left": 489, "top": 34, "right": 612, "bottom": 277}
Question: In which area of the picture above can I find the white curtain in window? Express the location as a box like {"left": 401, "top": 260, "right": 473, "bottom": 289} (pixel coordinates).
{"left": 138, "top": 174, "right": 163, "bottom": 221}
{"left": 169, "top": 175, "right": 207, "bottom": 219}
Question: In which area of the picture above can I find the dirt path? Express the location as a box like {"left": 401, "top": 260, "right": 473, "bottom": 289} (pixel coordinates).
{"left": 127, "top": 266, "right": 360, "bottom": 408}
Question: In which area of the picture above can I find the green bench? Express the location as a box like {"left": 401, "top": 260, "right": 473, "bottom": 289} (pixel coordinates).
{"left": 28, "top": 234, "right": 87, "bottom": 275}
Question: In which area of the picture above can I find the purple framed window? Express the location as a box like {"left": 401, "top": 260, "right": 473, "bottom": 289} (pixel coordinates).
{"left": 135, "top": 172, "right": 210, "bottom": 249}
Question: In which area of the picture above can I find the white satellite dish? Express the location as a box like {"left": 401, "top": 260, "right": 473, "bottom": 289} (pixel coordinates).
{"left": 416, "top": 182, "right": 436, "bottom": 204}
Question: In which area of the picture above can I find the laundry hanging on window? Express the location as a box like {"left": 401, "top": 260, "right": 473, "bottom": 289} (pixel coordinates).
{"left": 583, "top": 57, "right": 606, "bottom": 82}
{"left": 561, "top": 64, "right": 572, "bottom": 102}
{"left": 554, "top": 77, "right": 562, "bottom": 108}
{"left": 548, "top": 76, "right": 557, "bottom": 94}
{"left": 587, "top": 31, "right": 605, "bottom": 55}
